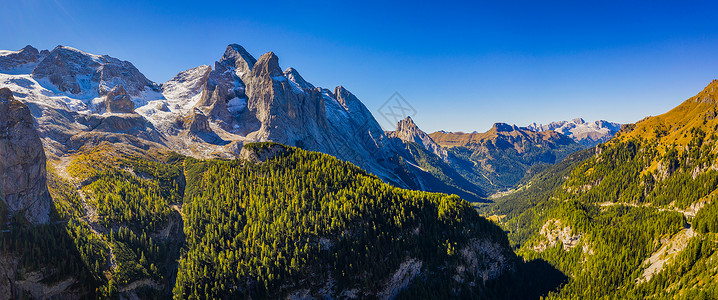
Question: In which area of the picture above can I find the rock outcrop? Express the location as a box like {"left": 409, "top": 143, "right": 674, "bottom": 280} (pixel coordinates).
{"left": 0, "top": 88, "right": 51, "bottom": 225}
{"left": 534, "top": 219, "right": 583, "bottom": 252}
{"left": 185, "top": 111, "right": 212, "bottom": 134}
{"left": 101, "top": 85, "right": 135, "bottom": 113}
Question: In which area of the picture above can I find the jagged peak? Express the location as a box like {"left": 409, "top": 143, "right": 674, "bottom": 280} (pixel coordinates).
{"left": 394, "top": 116, "right": 430, "bottom": 143}
{"left": 251, "top": 51, "right": 282, "bottom": 78}
{"left": 220, "top": 44, "right": 257, "bottom": 74}
{"left": 18, "top": 45, "right": 39, "bottom": 55}
{"left": 284, "top": 67, "right": 315, "bottom": 90}
{"left": 691, "top": 79, "right": 718, "bottom": 104}
{"left": 334, "top": 85, "right": 350, "bottom": 95}
{"left": 397, "top": 116, "right": 419, "bottom": 129}
{"left": 333, "top": 86, "right": 360, "bottom": 108}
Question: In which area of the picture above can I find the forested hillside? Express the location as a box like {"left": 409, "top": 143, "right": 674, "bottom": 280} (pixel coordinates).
{"left": 0, "top": 140, "right": 569, "bottom": 299}
{"left": 174, "top": 142, "right": 560, "bottom": 299}
{"left": 486, "top": 80, "right": 718, "bottom": 299}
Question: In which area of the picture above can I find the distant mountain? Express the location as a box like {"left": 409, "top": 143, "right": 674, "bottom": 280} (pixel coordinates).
{"left": 526, "top": 118, "right": 621, "bottom": 147}
{"left": 430, "top": 123, "right": 584, "bottom": 194}
{"left": 387, "top": 117, "right": 485, "bottom": 201}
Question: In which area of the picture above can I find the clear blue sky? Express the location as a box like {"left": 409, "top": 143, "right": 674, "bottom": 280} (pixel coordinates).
{"left": 3, "top": 0, "right": 718, "bottom": 132}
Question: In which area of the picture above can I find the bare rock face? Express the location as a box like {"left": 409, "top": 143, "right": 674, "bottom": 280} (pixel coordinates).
{"left": 185, "top": 111, "right": 212, "bottom": 134}
{"left": 31, "top": 45, "right": 159, "bottom": 99}
{"left": 103, "top": 85, "right": 135, "bottom": 113}
{"left": 0, "top": 88, "right": 51, "bottom": 225}
{"left": 534, "top": 219, "right": 583, "bottom": 252}
{"left": 195, "top": 45, "right": 256, "bottom": 117}
{"left": 219, "top": 44, "right": 256, "bottom": 81}
{"left": 245, "top": 52, "right": 331, "bottom": 144}
{"left": 239, "top": 143, "right": 287, "bottom": 162}
{"left": 284, "top": 67, "right": 315, "bottom": 91}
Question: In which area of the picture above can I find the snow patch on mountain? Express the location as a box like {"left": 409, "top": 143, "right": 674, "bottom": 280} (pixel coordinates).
{"left": 527, "top": 118, "right": 621, "bottom": 147}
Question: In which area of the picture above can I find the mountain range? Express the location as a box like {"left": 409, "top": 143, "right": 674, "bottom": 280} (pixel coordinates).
{"left": 429, "top": 123, "right": 584, "bottom": 194}
{"left": 0, "top": 43, "right": 634, "bottom": 298}
{"left": 0, "top": 44, "right": 610, "bottom": 205}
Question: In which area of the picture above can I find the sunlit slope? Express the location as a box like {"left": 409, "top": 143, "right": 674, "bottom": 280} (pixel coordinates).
{"left": 486, "top": 79, "right": 718, "bottom": 299}
{"left": 619, "top": 79, "right": 718, "bottom": 145}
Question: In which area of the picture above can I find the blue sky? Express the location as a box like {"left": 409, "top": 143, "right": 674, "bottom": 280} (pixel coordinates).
{"left": 3, "top": 1, "right": 718, "bottom": 132}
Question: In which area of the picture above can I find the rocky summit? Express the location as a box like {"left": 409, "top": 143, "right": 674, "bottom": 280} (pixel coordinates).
{"left": 387, "top": 116, "right": 448, "bottom": 159}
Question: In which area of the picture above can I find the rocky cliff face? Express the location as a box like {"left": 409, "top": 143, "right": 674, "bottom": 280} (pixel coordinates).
{"left": 527, "top": 118, "right": 621, "bottom": 147}
{"left": 0, "top": 88, "right": 51, "bottom": 225}
{"left": 99, "top": 85, "right": 135, "bottom": 113}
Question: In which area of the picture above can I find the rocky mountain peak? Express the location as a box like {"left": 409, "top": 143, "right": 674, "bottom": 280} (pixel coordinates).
{"left": 251, "top": 52, "right": 283, "bottom": 78}
{"left": 692, "top": 79, "right": 718, "bottom": 104}
{"left": 398, "top": 116, "right": 418, "bottom": 128}
{"left": 572, "top": 117, "right": 586, "bottom": 124}
{"left": 0, "top": 88, "right": 51, "bottom": 225}
{"left": 284, "top": 67, "right": 315, "bottom": 91}
{"left": 334, "top": 86, "right": 359, "bottom": 111}
{"left": 220, "top": 44, "right": 257, "bottom": 80}
{"left": 0, "top": 45, "right": 49, "bottom": 74}
{"left": 389, "top": 116, "right": 447, "bottom": 159}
